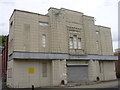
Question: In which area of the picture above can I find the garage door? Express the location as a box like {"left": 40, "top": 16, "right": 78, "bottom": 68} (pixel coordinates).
{"left": 67, "top": 64, "right": 88, "bottom": 82}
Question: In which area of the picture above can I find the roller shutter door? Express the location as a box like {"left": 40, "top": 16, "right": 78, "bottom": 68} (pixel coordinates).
{"left": 67, "top": 64, "right": 88, "bottom": 82}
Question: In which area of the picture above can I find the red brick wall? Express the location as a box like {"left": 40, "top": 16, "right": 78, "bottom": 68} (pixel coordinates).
{"left": 114, "top": 53, "right": 120, "bottom": 77}
{"left": 2, "top": 36, "right": 8, "bottom": 79}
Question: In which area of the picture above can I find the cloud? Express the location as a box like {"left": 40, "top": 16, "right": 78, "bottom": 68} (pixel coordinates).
{"left": 103, "top": 0, "right": 116, "bottom": 6}
{"left": 0, "top": 0, "right": 15, "bottom": 5}
{"left": 0, "top": 2, "right": 15, "bottom": 5}
{"left": 0, "top": 23, "right": 6, "bottom": 26}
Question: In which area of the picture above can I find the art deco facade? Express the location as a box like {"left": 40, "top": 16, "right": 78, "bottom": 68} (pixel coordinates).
{"left": 7, "top": 8, "right": 117, "bottom": 88}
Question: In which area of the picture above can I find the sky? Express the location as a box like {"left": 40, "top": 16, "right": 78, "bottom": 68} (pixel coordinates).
{"left": 0, "top": 0, "right": 119, "bottom": 51}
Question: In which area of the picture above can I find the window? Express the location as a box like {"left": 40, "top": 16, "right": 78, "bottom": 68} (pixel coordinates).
{"left": 96, "top": 41, "right": 99, "bottom": 51}
{"left": 73, "top": 35, "right": 77, "bottom": 49}
{"left": 8, "top": 68, "right": 12, "bottom": 78}
{"left": 96, "top": 31, "right": 99, "bottom": 34}
{"left": 78, "top": 38, "right": 81, "bottom": 49}
{"left": 39, "top": 21, "right": 48, "bottom": 26}
{"left": 69, "top": 37, "right": 73, "bottom": 49}
{"left": 10, "top": 21, "right": 13, "bottom": 28}
{"left": 42, "top": 62, "right": 47, "bottom": 77}
{"left": 42, "top": 34, "right": 46, "bottom": 47}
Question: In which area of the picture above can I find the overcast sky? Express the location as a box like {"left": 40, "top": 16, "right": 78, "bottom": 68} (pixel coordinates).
{"left": 0, "top": 0, "right": 119, "bottom": 51}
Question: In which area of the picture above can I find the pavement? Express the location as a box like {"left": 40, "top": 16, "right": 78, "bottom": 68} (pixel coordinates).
{"left": 70, "top": 80, "right": 119, "bottom": 88}
{"left": 1, "top": 79, "right": 120, "bottom": 90}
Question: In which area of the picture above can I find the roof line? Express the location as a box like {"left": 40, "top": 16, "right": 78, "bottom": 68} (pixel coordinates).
{"left": 9, "top": 9, "right": 47, "bottom": 20}
{"left": 95, "top": 25, "right": 111, "bottom": 29}
{"left": 83, "top": 15, "right": 94, "bottom": 18}
{"left": 61, "top": 8, "right": 83, "bottom": 14}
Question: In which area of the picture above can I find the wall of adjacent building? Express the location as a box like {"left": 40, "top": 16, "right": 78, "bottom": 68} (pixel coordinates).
{"left": 0, "top": 55, "right": 2, "bottom": 77}
{"left": 7, "top": 60, "right": 14, "bottom": 87}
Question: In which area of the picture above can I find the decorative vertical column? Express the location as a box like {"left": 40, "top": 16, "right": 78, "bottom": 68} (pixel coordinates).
{"left": 60, "top": 59, "right": 67, "bottom": 84}
{"left": 51, "top": 60, "right": 60, "bottom": 86}
{"left": 48, "top": 8, "right": 68, "bottom": 53}
{"left": 88, "top": 59, "right": 98, "bottom": 81}
{"left": 51, "top": 59, "right": 67, "bottom": 86}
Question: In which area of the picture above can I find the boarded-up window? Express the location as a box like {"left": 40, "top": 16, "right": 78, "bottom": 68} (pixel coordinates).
{"left": 96, "top": 41, "right": 99, "bottom": 51}
{"left": 8, "top": 68, "right": 12, "bottom": 78}
{"left": 42, "top": 34, "right": 46, "bottom": 47}
{"left": 10, "top": 21, "right": 13, "bottom": 28}
{"left": 42, "top": 62, "right": 47, "bottom": 77}
{"left": 24, "top": 24, "right": 30, "bottom": 51}
{"left": 99, "top": 61, "right": 102, "bottom": 73}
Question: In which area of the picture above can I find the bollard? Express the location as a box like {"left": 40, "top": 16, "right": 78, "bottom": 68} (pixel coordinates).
{"left": 32, "top": 85, "right": 34, "bottom": 90}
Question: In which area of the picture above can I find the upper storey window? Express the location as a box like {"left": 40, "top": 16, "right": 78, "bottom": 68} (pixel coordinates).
{"left": 78, "top": 38, "right": 81, "bottom": 49}
{"left": 96, "top": 31, "right": 99, "bottom": 34}
{"left": 69, "top": 36, "right": 82, "bottom": 49}
{"left": 10, "top": 21, "right": 13, "bottom": 28}
{"left": 42, "top": 34, "right": 46, "bottom": 47}
{"left": 73, "top": 35, "right": 77, "bottom": 49}
{"left": 69, "top": 37, "right": 73, "bottom": 49}
{"left": 96, "top": 41, "right": 99, "bottom": 51}
{"left": 39, "top": 21, "right": 48, "bottom": 26}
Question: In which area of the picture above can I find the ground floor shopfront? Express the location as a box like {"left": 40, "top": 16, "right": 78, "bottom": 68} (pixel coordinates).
{"left": 7, "top": 52, "right": 117, "bottom": 88}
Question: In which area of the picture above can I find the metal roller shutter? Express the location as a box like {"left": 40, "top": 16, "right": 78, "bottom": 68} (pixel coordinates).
{"left": 67, "top": 64, "right": 88, "bottom": 82}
